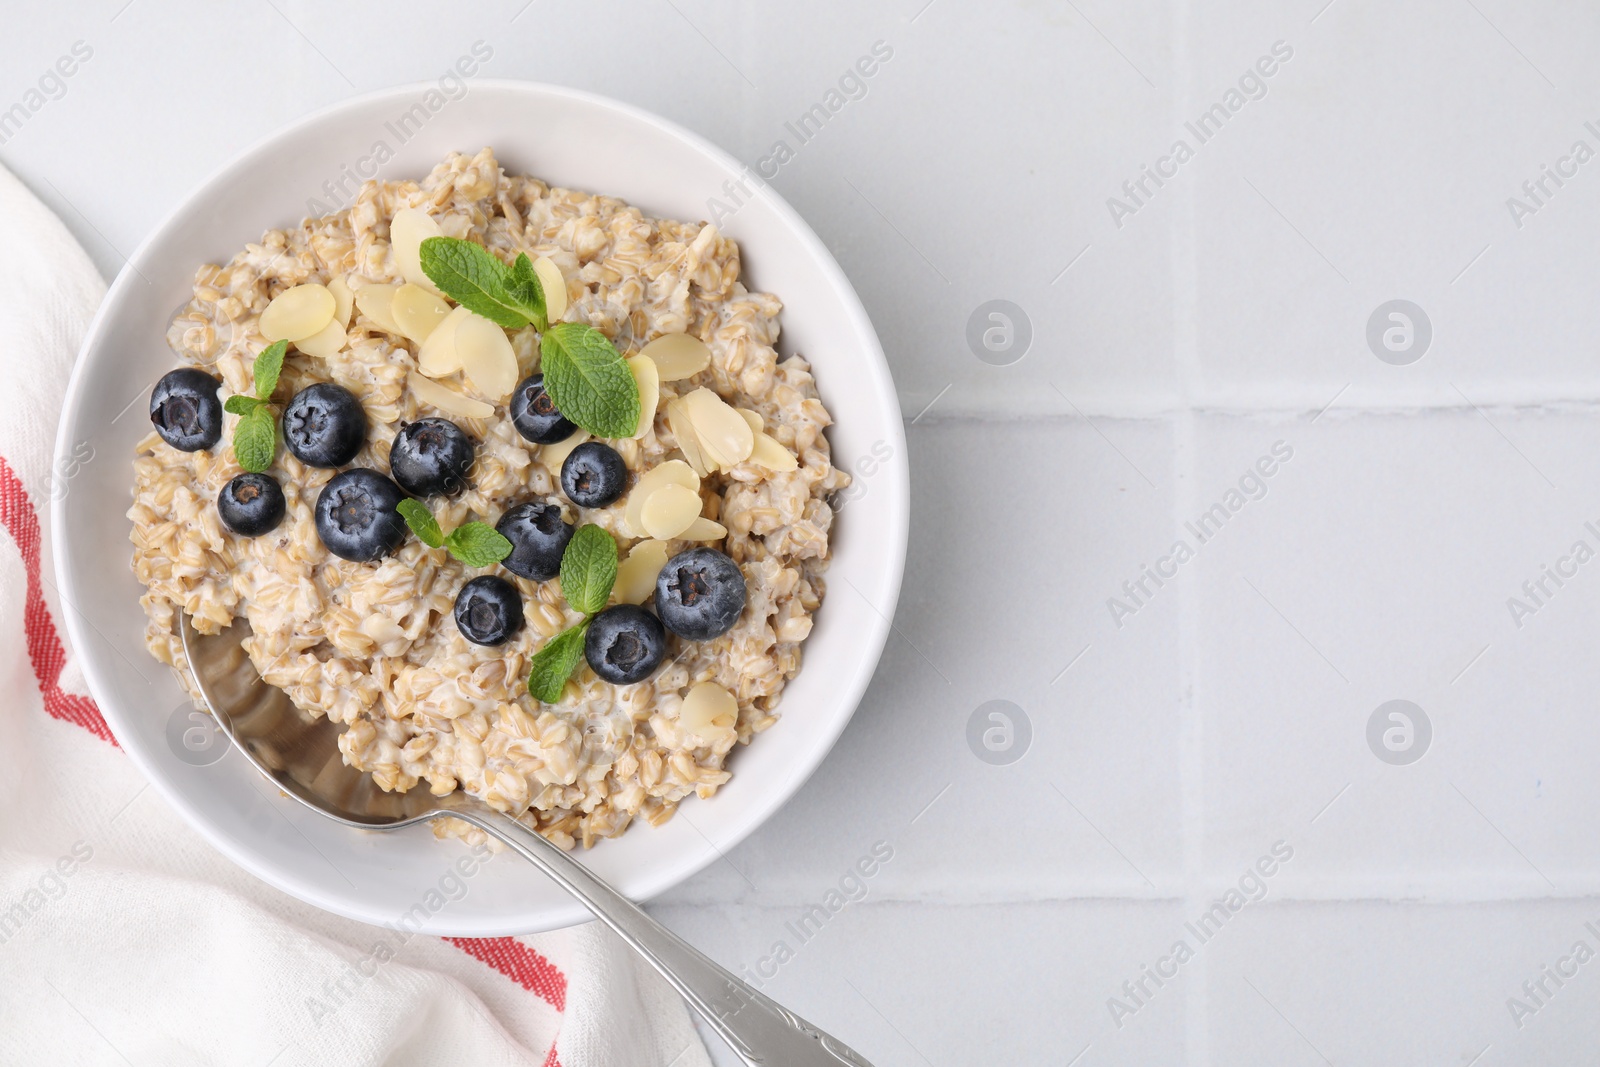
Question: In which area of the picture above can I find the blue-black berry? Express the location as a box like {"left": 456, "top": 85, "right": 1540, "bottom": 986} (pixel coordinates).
{"left": 149, "top": 368, "right": 223, "bottom": 452}
{"left": 454, "top": 576, "right": 524, "bottom": 646}
{"left": 585, "top": 604, "right": 667, "bottom": 684}
{"left": 284, "top": 382, "right": 366, "bottom": 468}
{"left": 496, "top": 501, "right": 573, "bottom": 582}
{"left": 560, "top": 441, "right": 627, "bottom": 508}
{"left": 654, "top": 547, "right": 746, "bottom": 640}
{"left": 217, "top": 472, "right": 286, "bottom": 536}
{"left": 390, "top": 418, "right": 474, "bottom": 497}
{"left": 509, "top": 374, "right": 577, "bottom": 445}
{"left": 313, "top": 468, "right": 406, "bottom": 561}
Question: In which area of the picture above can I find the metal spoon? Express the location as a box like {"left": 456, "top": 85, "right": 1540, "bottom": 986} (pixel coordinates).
{"left": 180, "top": 614, "right": 872, "bottom": 1066}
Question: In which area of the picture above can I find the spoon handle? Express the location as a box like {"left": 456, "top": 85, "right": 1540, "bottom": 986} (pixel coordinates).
{"left": 466, "top": 810, "right": 875, "bottom": 1067}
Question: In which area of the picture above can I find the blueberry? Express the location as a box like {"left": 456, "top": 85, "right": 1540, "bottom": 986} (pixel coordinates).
{"left": 283, "top": 382, "right": 366, "bottom": 468}
{"left": 584, "top": 604, "right": 667, "bottom": 684}
{"left": 509, "top": 374, "right": 577, "bottom": 445}
{"left": 217, "top": 472, "right": 286, "bottom": 536}
{"left": 313, "top": 468, "right": 406, "bottom": 561}
{"left": 654, "top": 547, "right": 746, "bottom": 640}
{"left": 390, "top": 418, "right": 474, "bottom": 497}
{"left": 561, "top": 442, "right": 627, "bottom": 508}
{"left": 149, "top": 368, "right": 223, "bottom": 452}
{"left": 454, "top": 575, "right": 524, "bottom": 646}
{"left": 496, "top": 501, "right": 573, "bottom": 582}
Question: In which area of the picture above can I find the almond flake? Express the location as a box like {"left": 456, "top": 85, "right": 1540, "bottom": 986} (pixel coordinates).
{"left": 392, "top": 283, "right": 452, "bottom": 344}
{"left": 749, "top": 432, "right": 798, "bottom": 472}
{"left": 455, "top": 313, "right": 518, "bottom": 400}
{"left": 533, "top": 256, "right": 567, "bottom": 321}
{"left": 614, "top": 540, "right": 669, "bottom": 605}
{"left": 293, "top": 318, "right": 348, "bottom": 358}
{"left": 391, "top": 208, "right": 443, "bottom": 294}
{"left": 418, "top": 305, "right": 472, "bottom": 377}
{"left": 260, "top": 283, "right": 336, "bottom": 343}
{"left": 679, "top": 682, "right": 737, "bottom": 739}
{"left": 328, "top": 275, "right": 355, "bottom": 328}
{"left": 353, "top": 283, "right": 405, "bottom": 337}
{"left": 623, "top": 459, "right": 699, "bottom": 536}
{"left": 666, "top": 398, "right": 711, "bottom": 477}
{"left": 627, "top": 354, "right": 660, "bottom": 441}
{"left": 640, "top": 333, "right": 712, "bottom": 381}
{"left": 681, "top": 388, "right": 754, "bottom": 470}
{"left": 680, "top": 516, "right": 727, "bottom": 541}
{"left": 409, "top": 372, "right": 493, "bottom": 419}
{"left": 641, "top": 483, "right": 703, "bottom": 540}
{"left": 736, "top": 408, "right": 763, "bottom": 434}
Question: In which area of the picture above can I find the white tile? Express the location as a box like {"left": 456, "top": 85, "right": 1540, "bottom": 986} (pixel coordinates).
{"left": 1206, "top": 901, "right": 1600, "bottom": 1066}
{"left": 650, "top": 900, "right": 1188, "bottom": 1067}
{"left": 1191, "top": 410, "right": 1600, "bottom": 889}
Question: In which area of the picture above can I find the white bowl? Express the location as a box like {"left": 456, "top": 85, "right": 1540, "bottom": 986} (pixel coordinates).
{"left": 52, "top": 81, "right": 907, "bottom": 934}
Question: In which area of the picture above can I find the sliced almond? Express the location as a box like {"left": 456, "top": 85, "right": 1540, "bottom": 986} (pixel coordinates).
{"left": 627, "top": 354, "right": 660, "bottom": 441}
{"left": 539, "top": 430, "right": 590, "bottom": 475}
{"left": 681, "top": 388, "right": 754, "bottom": 470}
{"left": 680, "top": 516, "right": 728, "bottom": 541}
{"left": 666, "top": 398, "right": 710, "bottom": 478}
{"left": 614, "top": 540, "right": 669, "bottom": 605}
{"left": 624, "top": 459, "right": 699, "bottom": 536}
{"left": 353, "top": 283, "right": 405, "bottom": 337}
{"left": 293, "top": 318, "right": 348, "bottom": 358}
{"left": 455, "top": 313, "right": 519, "bottom": 401}
{"left": 390, "top": 208, "right": 443, "bottom": 294}
{"left": 533, "top": 256, "right": 567, "bottom": 321}
{"left": 749, "top": 432, "right": 798, "bottom": 472}
{"left": 736, "top": 408, "right": 763, "bottom": 434}
{"left": 641, "top": 483, "right": 704, "bottom": 540}
{"left": 392, "top": 283, "right": 452, "bottom": 344}
{"left": 679, "top": 682, "right": 737, "bottom": 739}
{"left": 641, "top": 333, "right": 711, "bottom": 381}
{"left": 409, "top": 372, "right": 493, "bottom": 419}
{"left": 260, "top": 283, "right": 336, "bottom": 343}
{"left": 328, "top": 275, "right": 355, "bottom": 329}
{"left": 418, "top": 305, "right": 472, "bottom": 376}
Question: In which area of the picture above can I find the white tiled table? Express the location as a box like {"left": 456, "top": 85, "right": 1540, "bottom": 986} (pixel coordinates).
{"left": 8, "top": 1, "right": 1600, "bottom": 1062}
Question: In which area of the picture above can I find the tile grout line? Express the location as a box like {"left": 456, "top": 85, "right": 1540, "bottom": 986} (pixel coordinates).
{"left": 1168, "top": 0, "right": 1207, "bottom": 1056}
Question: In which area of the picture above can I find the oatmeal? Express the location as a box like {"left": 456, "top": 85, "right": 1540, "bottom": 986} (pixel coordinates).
{"left": 129, "top": 148, "right": 846, "bottom": 849}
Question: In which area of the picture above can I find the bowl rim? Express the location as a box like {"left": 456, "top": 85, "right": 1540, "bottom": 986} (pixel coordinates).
{"left": 51, "top": 78, "right": 909, "bottom": 933}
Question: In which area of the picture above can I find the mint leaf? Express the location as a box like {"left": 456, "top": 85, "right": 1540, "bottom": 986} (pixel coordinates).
{"left": 445, "top": 522, "right": 513, "bottom": 567}
{"left": 396, "top": 498, "right": 445, "bottom": 548}
{"left": 506, "top": 253, "right": 546, "bottom": 331}
{"left": 253, "top": 340, "right": 287, "bottom": 399}
{"left": 560, "top": 523, "right": 618, "bottom": 616}
{"left": 418, "top": 237, "right": 541, "bottom": 329}
{"left": 233, "top": 407, "right": 276, "bottom": 473}
{"left": 527, "top": 622, "right": 589, "bottom": 703}
{"left": 224, "top": 394, "right": 265, "bottom": 417}
{"left": 540, "top": 323, "right": 640, "bottom": 438}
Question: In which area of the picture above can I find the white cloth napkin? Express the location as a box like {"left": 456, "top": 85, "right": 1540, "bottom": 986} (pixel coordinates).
{"left": 0, "top": 162, "right": 711, "bottom": 1067}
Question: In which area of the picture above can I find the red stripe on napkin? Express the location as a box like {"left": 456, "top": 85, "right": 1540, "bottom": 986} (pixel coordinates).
{"left": 443, "top": 935, "right": 569, "bottom": 1011}
{"left": 0, "top": 454, "right": 115, "bottom": 744}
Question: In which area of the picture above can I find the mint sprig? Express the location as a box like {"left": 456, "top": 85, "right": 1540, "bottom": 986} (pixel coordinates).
{"left": 418, "top": 237, "right": 545, "bottom": 330}
{"left": 397, "top": 498, "right": 513, "bottom": 567}
{"left": 526, "top": 624, "right": 589, "bottom": 704}
{"left": 560, "top": 524, "right": 619, "bottom": 615}
{"left": 540, "top": 323, "right": 640, "bottom": 439}
{"left": 228, "top": 340, "right": 287, "bottom": 473}
{"left": 525, "top": 523, "right": 620, "bottom": 703}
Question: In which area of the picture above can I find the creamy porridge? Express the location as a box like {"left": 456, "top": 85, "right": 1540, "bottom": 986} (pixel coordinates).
{"left": 130, "top": 148, "right": 846, "bottom": 849}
